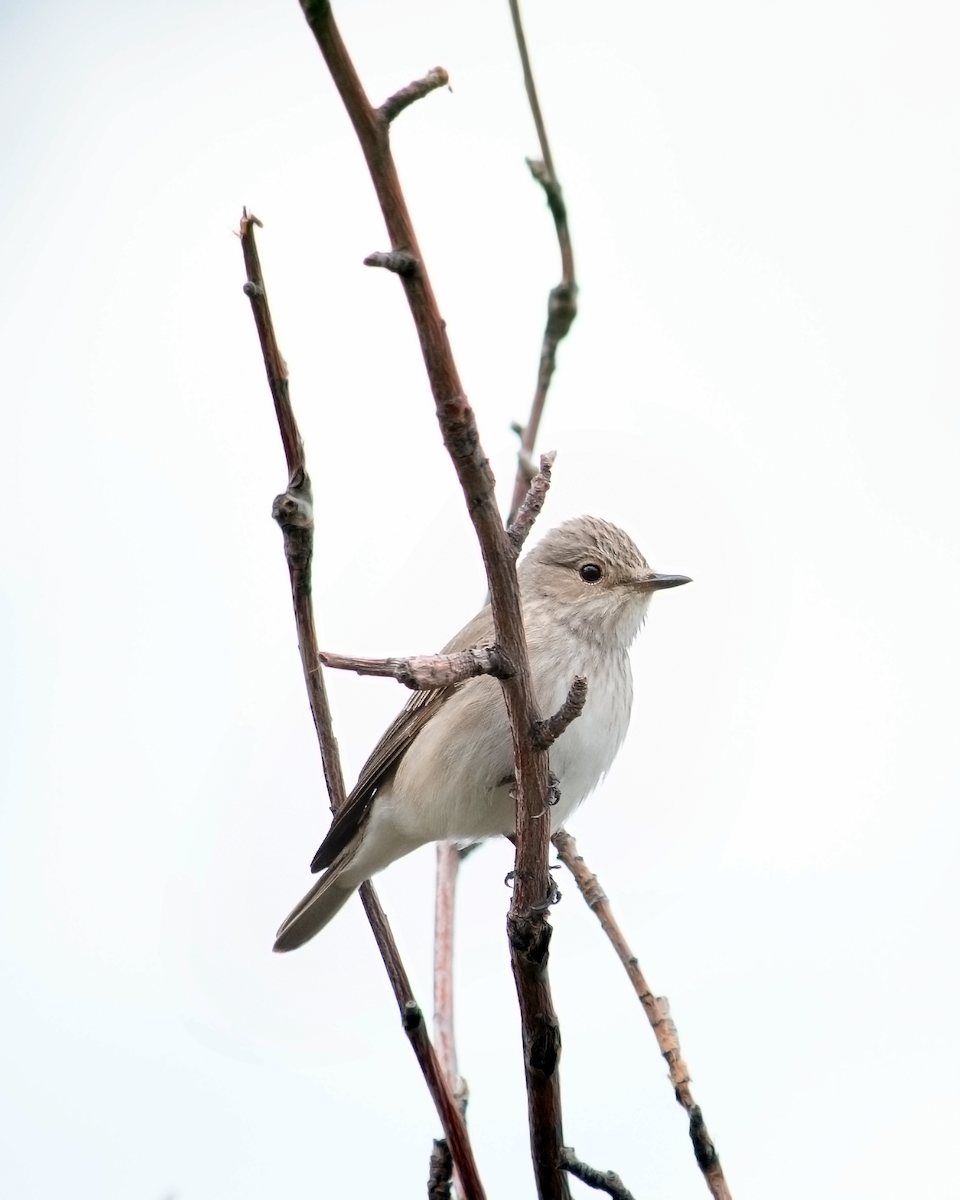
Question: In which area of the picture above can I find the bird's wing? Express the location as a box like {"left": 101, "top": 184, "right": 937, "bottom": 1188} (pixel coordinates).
{"left": 309, "top": 602, "right": 495, "bottom": 872}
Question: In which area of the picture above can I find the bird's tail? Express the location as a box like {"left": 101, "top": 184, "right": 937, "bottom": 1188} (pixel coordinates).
{"left": 273, "top": 860, "right": 359, "bottom": 952}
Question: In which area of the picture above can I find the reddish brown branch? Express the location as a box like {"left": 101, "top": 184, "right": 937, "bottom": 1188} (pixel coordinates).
{"left": 239, "top": 209, "right": 346, "bottom": 813}
{"left": 506, "top": 0, "right": 578, "bottom": 526}
{"left": 435, "top": 0, "right": 574, "bottom": 1152}
{"left": 359, "top": 886, "right": 485, "bottom": 1200}
{"left": 318, "top": 644, "right": 507, "bottom": 690}
{"left": 560, "top": 1148, "right": 635, "bottom": 1200}
{"left": 239, "top": 212, "right": 485, "bottom": 1200}
{"left": 296, "top": 5, "right": 570, "bottom": 1194}
{"left": 552, "top": 830, "right": 733, "bottom": 1200}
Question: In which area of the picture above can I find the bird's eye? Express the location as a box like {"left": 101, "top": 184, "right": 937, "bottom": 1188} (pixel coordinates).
{"left": 579, "top": 563, "right": 603, "bottom": 583}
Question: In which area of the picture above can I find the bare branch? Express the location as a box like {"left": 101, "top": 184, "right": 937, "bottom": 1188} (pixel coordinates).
{"left": 506, "top": 0, "right": 578, "bottom": 526}
{"left": 318, "top": 644, "right": 507, "bottom": 690}
{"left": 534, "top": 676, "right": 587, "bottom": 750}
{"left": 379, "top": 65, "right": 450, "bottom": 125}
{"left": 508, "top": 450, "right": 556, "bottom": 555}
{"left": 552, "top": 830, "right": 733, "bottom": 1200}
{"left": 239, "top": 212, "right": 485, "bottom": 1200}
{"left": 428, "top": 1138, "right": 454, "bottom": 1200}
{"left": 560, "top": 1148, "right": 635, "bottom": 1200}
{"left": 238, "top": 209, "right": 345, "bottom": 812}
{"left": 359, "top": 886, "right": 486, "bottom": 1200}
{"left": 296, "top": 4, "right": 569, "bottom": 1193}
{"left": 364, "top": 249, "right": 419, "bottom": 275}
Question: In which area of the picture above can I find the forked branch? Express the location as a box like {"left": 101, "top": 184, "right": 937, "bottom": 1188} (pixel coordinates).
{"left": 238, "top": 212, "right": 485, "bottom": 1200}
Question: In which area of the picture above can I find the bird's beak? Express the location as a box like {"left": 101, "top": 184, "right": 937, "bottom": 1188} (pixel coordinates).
{"left": 634, "top": 572, "right": 692, "bottom": 592}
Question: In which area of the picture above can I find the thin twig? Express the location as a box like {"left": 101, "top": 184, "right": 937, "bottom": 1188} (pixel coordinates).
{"left": 553, "top": 830, "right": 733, "bottom": 1200}
{"left": 534, "top": 677, "right": 588, "bottom": 750}
{"left": 506, "top": 0, "right": 577, "bottom": 526}
{"left": 238, "top": 209, "right": 345, "bottom": 812}
{"left": 296, "top": 5, "right": 571, "bottom": 1194}
{"left": 434, "top": 840, "right": 468, "bottom": 1200}
{"left": 379, "top": 66, "right": 450, "bottom": 125}
{"left": 239, "top": 211, "right": 485, "bottom": 1200}
{"left": 560, "top": 1148, "right": 635, "bottom": 1200}
{"left": 434, "top": 841, "right": 466, "bottom": 1107}
{"left": 318, "top": 644, "right": 507, "bottom": 690}
{"left": 508, "top": 451, "right": 556, "bottom": 555}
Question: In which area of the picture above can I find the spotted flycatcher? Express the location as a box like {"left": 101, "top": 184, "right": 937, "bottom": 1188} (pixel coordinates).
{"left": 274, "top": 515, "right": 690, "bottom": 951}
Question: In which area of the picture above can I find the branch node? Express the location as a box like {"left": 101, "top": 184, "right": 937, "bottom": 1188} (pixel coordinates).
{"left": 402, "top": 999, "right": 424, "bottom": 1032}
{"left": 363, "top": 249, "right": 420, "bottom": 276}
{"left": 546, "top": 279, "right": 578, "bottom": 342}
{"left": 533, "top": 675, "right": 587, "bottom": 749}
{"left": 428, "top": 1138, "right": 454, "bottom": 1200}
{"left": 526, "top": 156, "right": 567, "bottom": 222}
{"left": 272, "top": 477, "right": 314, "bottom": 575}
{"left": 242, "top": 280, "right": 263, "bottom": 298}
{"left": 689, "top": 1105, "right": 722, "bottom": 1172}
{"left": 507, "top": 908, "right": 553, "bottom": 969}
{"left": 378, "top": 65, "right": 450, "bottom": 124}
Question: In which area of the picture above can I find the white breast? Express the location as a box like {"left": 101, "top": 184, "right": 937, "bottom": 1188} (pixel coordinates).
{"left": 373, "top": 640, "right": 634, "bottom": 848}
{"left": 534, "top": 643, "right": 634, "bottom": 828}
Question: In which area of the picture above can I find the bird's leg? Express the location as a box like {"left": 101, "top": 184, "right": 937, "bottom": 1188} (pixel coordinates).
{"left": 528, "top": 865, "right": 562, "bottom": 911}
{"left": 504, "top": 775, "right": 561, "bottom": 902}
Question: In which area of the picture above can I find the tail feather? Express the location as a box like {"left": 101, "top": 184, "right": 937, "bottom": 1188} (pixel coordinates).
{"left": 273, "top": 863, "right": 359, "bottom": 952}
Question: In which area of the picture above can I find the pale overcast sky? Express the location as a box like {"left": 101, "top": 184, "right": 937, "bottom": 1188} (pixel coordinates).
{"left": 1, "top": 1, "right": 958, "bottom": 1197}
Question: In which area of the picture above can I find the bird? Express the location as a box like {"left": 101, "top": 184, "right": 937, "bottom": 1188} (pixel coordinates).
{"left": 273, "top": 515, "right": 690, "bottom": 951}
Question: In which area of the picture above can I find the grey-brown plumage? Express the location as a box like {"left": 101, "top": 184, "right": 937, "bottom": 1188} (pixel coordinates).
{"left": 274, "top": 516, "right": 690, "bottom": 952}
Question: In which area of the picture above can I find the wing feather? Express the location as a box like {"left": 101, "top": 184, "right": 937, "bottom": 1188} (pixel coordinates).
{"left": 309, "top": 602, "right": 496, "bottom": 872}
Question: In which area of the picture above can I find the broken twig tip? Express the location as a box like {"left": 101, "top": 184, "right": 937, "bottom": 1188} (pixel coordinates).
{"left": 379, "top": 66, "right": 450, "bottom": 124}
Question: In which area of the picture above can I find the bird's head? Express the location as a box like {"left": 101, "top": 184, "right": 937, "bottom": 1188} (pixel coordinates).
{"left": 518, "top": 515, "right": 691, "bottom": 647}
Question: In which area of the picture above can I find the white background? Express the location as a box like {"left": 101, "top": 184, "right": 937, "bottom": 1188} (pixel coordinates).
{"left": 1, "top": 1, "right": 958, "bottom": 1197}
